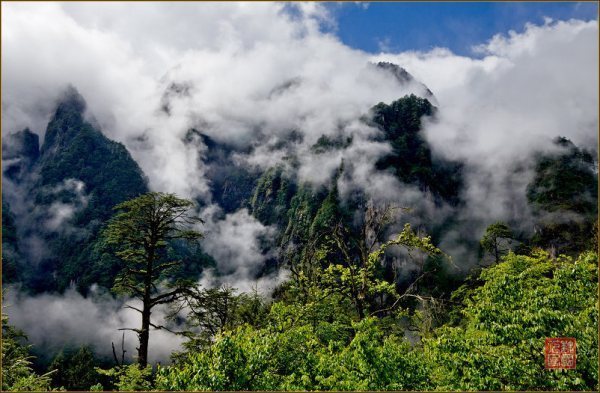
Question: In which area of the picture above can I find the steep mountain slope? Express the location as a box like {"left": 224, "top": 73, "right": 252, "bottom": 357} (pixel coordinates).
{"left": 3, "top": 88, "right": 149, "bottom": 292}
{"left": 375, "top": 62, "right": 435, "bottom": 100}
{"left": 3, "top": 65, "right": 596, "bottom": 296}
{"left": 191, "top": 130, "right": 262, "bottom": 214}
{"left": 369, "top": 94, "right": 462, "bottom": 204}
{"left": 527, "top": 137, "right": 598, "bottom": 254}
{"left": 2, "top": 72, "right": 597, "bottom": 388}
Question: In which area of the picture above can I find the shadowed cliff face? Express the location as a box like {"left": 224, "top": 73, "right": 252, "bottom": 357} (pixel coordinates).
{"left": 3, "top": 129, "right": 40, "bottom": 183}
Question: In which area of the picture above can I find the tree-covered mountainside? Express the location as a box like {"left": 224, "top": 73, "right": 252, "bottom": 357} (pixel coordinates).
{"left": 2, "top": 81, "right": 597, "bottom": 391}
{"left": 3, "top": 88, "right": 149, "bottom": 293}
{"left": 527, "top": 137, "right": 598, "bottom": 255}
{"left": 370, "top": 95, "right": 463, "bottom": 204}
{"left": 37, "top": 89, "right": 148, "bottom": 219}
{"left": 2, "top": 200, "right": 22, "bottom": 284}
{"left": 190, "top": 130, "right": 262, "bottom": 214}
{"left": 245, "top": 95, "right": 466, "bottom": 301}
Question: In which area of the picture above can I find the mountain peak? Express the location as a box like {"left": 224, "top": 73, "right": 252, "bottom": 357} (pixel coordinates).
{"left": 375, "top": 62, "right": 414, "bottom": 84}
{"left": 55, "top": 85, "right": 87, "bottom": 115}
{"left": 374, "top": 61, "right": 435, "bottom": 100}
{"left": 41, "top": 86, "right": 89, "bottom": 155}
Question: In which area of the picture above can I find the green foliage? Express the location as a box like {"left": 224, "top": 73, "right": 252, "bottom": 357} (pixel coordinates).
{"left": 310, "top": 134, "right": 353, "bottom": 154}
{"left": 105, "top": 192, "right": 203, "bottom": 295}
{"left": 96, "top": 364, "right": 153, "bottom": 391}
{"left": 322, "top": 223, "right": 442, "bottom": 319}
{"left": 155, "top": 245, "right": 597, "bottom": 391}
{"left": 528, "top": 137, "right": 596, "bottom": 214}
{"left": 371, "top": 94, "right": 434, "bottom": 138}
{"left": 2, "top": 312, "right": 53, "bottom": 391}
{"left": 173, "top": 286, "right": 269, "bottom": 353}
{"left": 48, "top": 347, "right": 102, "bottom": 391}
{"left": 104, "top": 192, "right": 203, "bottom": 366}
{"left": 480, "top": 221, "right": 515, "bottom": 262}
{"left": 313, "top": 318, "right": 431, "bottom": 390}
{"left": 156, "top": 225, "right": 444, "bottom": 391}
{"left": 250, "top": 166, "right": 354, "bottom": 284}
{"left": 309, "top": 183, "right": 345, "bottom": 238}
{"left": 282, "top": 184, "right": 327, "bottom": 245}
{"left": 425, "top": 250, "right": 598, "bottom": 390}
{"left": 268, "top": 288, "right": 355, "bottom": 342}
{"left": 4, "top": 91, "right": 597, "bottom": 391}
{"left": 155, "top": 316, "right": 430, "bottom": 391}
{"left": 250, "top": 166, "right": 296, "bottom": 227}
{"left": 38, "top": 90, "right": 148, "bottom": 210}
{"left": 156, "top": 326, "right": 279, "bottom": 391}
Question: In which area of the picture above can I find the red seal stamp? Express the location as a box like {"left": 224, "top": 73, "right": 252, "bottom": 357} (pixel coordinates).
{"left": 545, "top": 338, "right": 576, "bottom": 369}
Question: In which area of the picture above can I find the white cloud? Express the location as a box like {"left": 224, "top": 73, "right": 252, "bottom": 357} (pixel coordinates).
{"left": 3, "top": 2, "right": 596, "bottom": 267}
{"left": 199, "top": 205, "right": 282, "bottom": 293}
{"left": 2, "top": 2, "right": 427, "bottom": 199}
{"left": 44, "top": 179, "right": 88, "bottom": 231}
{"left": 4, "top": 286, "right": 184, "bottom": 365}
{"left": 374, "top": 19, "right": 598, "bottom": 249}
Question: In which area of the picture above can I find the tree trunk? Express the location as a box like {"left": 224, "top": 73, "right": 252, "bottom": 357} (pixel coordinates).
{"left": 138, "top": 245, "right": 155, "bottom": 367}
{"left": 494, "top": 239, "right": 499, "bottom": 263}
{"left": 357, "top": 302, "right": 365, "bottom": 319}
{"left": 355, "top": 294, "right": 365, "bottom": 319}
{"left": 138, "top": 304, "right": 151, "bottom": 367}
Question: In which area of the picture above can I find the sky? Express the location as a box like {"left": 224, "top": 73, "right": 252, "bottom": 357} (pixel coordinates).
{"left": 328, "top": 2, "right": 598, "bottom": 55}
{"left": 2, "top": 2, "right": 598, "bottom": 364}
